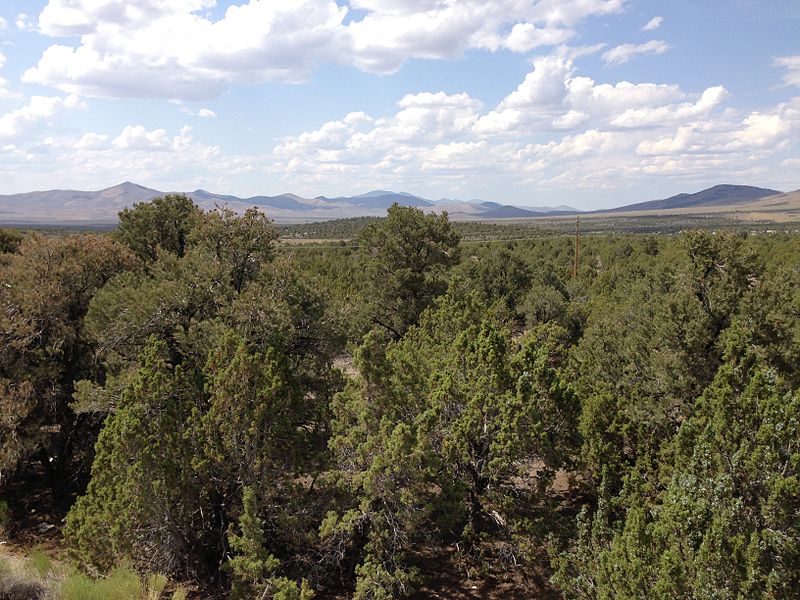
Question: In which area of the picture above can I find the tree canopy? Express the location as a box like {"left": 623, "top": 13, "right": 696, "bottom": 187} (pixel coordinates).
{"left": 2, "top": 199, "right": 798, "bottom": 599}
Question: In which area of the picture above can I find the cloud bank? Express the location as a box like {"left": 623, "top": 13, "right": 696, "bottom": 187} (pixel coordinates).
{"left": 24, "top": 0, "right": 625, "bottom": 100}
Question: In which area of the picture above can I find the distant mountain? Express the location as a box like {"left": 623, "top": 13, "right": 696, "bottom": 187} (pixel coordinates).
{"left": 187, "top": 189, "right": 330, "bottom": 211}
{"left": 0, "top": 183, "right": 492, "bottom": 224}
{"left": 353, "top": 190, "right": 418, "bottom": 199}
{"left": 321, "top": 192, "right": 432, "bottom": 209}
{"left": 463, "top": 199, "right": 578, "bottom": 213}
{"left": 0, "top": 182, "right": 162, "bottom": 222}
{"left": 606, "top": 184, "right": 782, "bottom": 213}
{"left": 519, "top": 204, "right": 579, "bottom": 213}
{"left": 477, "top": 205, "right": 547, "bottom": 219}
{"left": 4, "top": 182, "right": 784, "bottom": 225}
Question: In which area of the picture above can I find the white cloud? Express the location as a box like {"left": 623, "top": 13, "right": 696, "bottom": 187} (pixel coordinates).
{"left": 501, "top": 55, "right": 574, "bottom": 110}
{"left": 15, "top": 13, "right": 31, "bottom": 31}
{"left": 0, "top": 96, "right": 63, "bottom": 138}
{"left": 782, "top": 157, "right": 800, "bottom": 169}
{"left": 603, "top": 40, "right": 669, "bottom": 65}
{"left": 75, "top": 132, "right": 110, "bottom": 150}
{"left": 273, "top": 91, "right": 485, "bottom": 182}
{"left": 473, "top": 109, "right": 523, "bottom": 135}
{"left": 567, "top": 78, "right": 684, "bottom": 117}
{"left": 0, "top": 78, "right": 21, "bottom": 100}
{"left": 25, "top": 0, "right": 349, "bottom": 99}
{"left": 736, "top": 112, "right": 793, "bottom": 148}
{"left": 0, "top": 54, "right": 20, "bottom": 99}
{"left": 552, "top": 110, "right": 590, "bottom": 129}
{"left": 474, "top": 56, "right": 686, "bottom": 135}
{"left": 37, "top": 0, "right": 216, "bottom": 36}
{"left": 502, "top": 23, "right": 573, "bottom": 53}
{"left": 636, "top": 125, "right": 697, "bottom": 156}
{"left": 775, "top": 55, "right": 800, "bottom": 87}
{"left": 0, "top": 122, "right": 260, "bottom": 196}
{"left": 197, "top": 108, "right": 216, "bottom": 118}
{"left": 268, "top": 60, "right": 800, "bottom": 197}
{"left": 642, "top": 16, "right": 663, "bottom": 31}
{"left": 112, "top": 125, "right": 175, "bottom": 150}
{"left": 0, "top": 16, "right": 8, "bottom": 30}
{"left": 24, "top": 0, "right": 626, "bottom": 100}
{"left": 610, "top": 86, "right": 728, "bottom": 128}
{"left": 63, "top": 93, "right": 87, "bottom": 109}
{"left": 346, "top": 0, "right": 623, "bottom": 72}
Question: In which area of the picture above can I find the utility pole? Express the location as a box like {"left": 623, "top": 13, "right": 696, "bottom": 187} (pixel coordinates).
{"left": 573, "top": 216, "right": 580, "bottom": 279}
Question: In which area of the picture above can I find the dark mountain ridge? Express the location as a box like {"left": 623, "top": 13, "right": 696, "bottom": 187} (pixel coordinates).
{"left": 605, "top": 184, "right": 782, "bottom": 213}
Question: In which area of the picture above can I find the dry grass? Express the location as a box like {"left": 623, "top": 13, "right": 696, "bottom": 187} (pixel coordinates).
{"left": 0, "top": 547, "right": 186, "bottom": 600}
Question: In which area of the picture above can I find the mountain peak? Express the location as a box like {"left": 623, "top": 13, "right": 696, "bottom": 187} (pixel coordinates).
{"left": 354, "top": 190, "right": 418, "bottom": 199}
{"left": 606, "top": 183, "right": 782, "bottom": 213}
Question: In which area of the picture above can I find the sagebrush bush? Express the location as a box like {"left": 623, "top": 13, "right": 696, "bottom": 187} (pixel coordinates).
{"left": 59, "top": 567, "right": 142, "bottom": 600}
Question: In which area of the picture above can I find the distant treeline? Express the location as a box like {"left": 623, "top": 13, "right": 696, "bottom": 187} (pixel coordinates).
{"left": 1, "top": 194, "right": 798, "bottom": 598}
{"left": 277, "top": 212, "right": 794, "bottom": 241}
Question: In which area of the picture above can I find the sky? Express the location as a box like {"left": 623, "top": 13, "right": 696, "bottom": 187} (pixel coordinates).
{"left": 0, "top": 0, "right": 798, "bottom": 209}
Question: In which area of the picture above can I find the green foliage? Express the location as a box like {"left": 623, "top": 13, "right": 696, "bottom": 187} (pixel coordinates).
{"left": 327, "top": 289, "right": 579, "bottom": 594}
{"left": 227, "top": 487, "right": 280, "bottom": 599}
{"left": 59, "top": 566, "right": 147, "bottom": 600}
{"left": 116, "top": 194, "right": 200, "bottom": 261}
{"left": 26, "top": 549, "right": 51, "bottom": 579}
{"left": 65, "top": 338, "right": 203, "bottom": 572}
{"left": 5, "top": 213, "right": 800, "bottom": 600}
{"left": 227, "top": 488, "right": 315, "bottom": 600}
{"left": 357, "top": 203, "right": 460, "bottom": 338}
{"left": 0, "top": 228, "right": 24, "bottom": 254}
{"left": 456, "top": 246, "right": 532, "bottom": 322}
{"left": 170, "top": 587, "right": 189, "bottom": 600}
{"left": 189, "top": 205, "right": 278, "bottom": 292}
{"left": 556, "top": 334, "right": 800, "bottom": 599}
{"left": 144, "top": 573, "right": 168, "bottom": 600}
{"left": 0, "top": 233, "right": 134, "bottom": 485}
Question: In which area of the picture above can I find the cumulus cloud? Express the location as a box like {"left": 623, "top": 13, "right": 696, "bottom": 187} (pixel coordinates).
{"left": 0, "top": 16, "right": 8, "bottom": 30}
{"left": 500, "top": 56, "right": 575, "bottom": 110}
{"left": 642, "top": 16, "right": 663, "bottom": 31}
{"left": 63, "top": 94, "right": 87, "bottom": 109}
{"left": 273, "top": 91, "right": 485, "bottom": 184}
{"left": 603, "top": 40, "right": 669, "bottom": 65}
{"left": 552, "top": 110, "right": 590, "bottom": 129}
{"left": 197, "top": 108, "right": 217, "bottom": 118}
{"left": 25, "top": 0, "right": 349, "bottom": 99}
{"left": 502, "top": 23, "right": 573, "bottom": 53}
{"left": 75, "top": 132, "right": 110, "bottom": 150}
{"left": 0, "top": 96, "right": 63, "bottom": 138}
{"left": 0, "top": 79, "right": 19, "bottom": 100}
{"left": 268, "top": 57, "right": 799, "bottom": 195}
{"left": 18, "top": 32, "right": 790, "bottom": 197}
{"left": 775, "top": 55, "right": 800, "bottom": 87}
{"left": 0, "top": 57, "right": 21, "bottom": 100}
{"left": 736, "top": 112, "right": 793, "bottom": 148}
{"left": 113, "top": 125, "right": 173, "bottom": 150}
{"left": 24, "top": 0, "right": 626, "bottom": 99}
{"left": 473, "top": 55, "right": 686, "bottom": 135}
{"left": 37, "top": 0, "right": 216, "bottom": 36}
{"left": 15, "top": 13, "right": 31, "bottom": 30}
{"left": 610, "top": 86, "right": 728, "bottom": 128}
{"left": 0, "top": 121, "right": 259, "bottom": 195}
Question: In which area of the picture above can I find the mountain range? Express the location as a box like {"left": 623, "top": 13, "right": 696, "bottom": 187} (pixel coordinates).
{"left": 0, "top": 182, "right": 578, "bottom": 224}
{"left": 0, "top": 182, "right": 791, "bottom": 225}
{"left": 604, "top": 184, "right": 783, "bottom": 213}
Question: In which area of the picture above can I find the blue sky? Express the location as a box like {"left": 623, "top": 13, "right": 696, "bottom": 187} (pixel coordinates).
{"left": 0, "top": 0, "right": 798, "bottom": 209}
